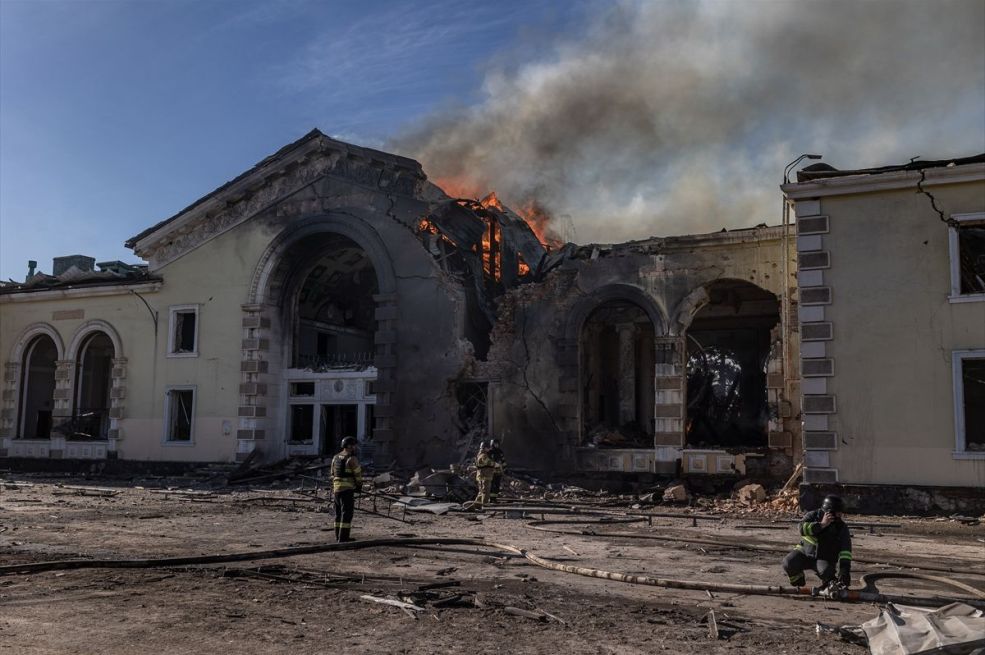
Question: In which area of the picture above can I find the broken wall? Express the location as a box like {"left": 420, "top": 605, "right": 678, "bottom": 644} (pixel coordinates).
{"left": 485, "top": 226, "right": 800, "bottom": 476}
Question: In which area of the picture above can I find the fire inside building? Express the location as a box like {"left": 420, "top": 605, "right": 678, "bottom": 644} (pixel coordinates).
{"left": 2, "top": 131, "right": 982, "bottom": 508}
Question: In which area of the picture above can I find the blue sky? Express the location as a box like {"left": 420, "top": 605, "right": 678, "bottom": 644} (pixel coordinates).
{"left": 0, "top": 0, "right": 582, "bottom": 280}
{"left": 2, "top": 0, "right": 983, "bottom": 281}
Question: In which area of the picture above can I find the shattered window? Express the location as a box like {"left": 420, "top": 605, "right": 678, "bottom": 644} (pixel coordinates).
{"left": 960, "top": 357, "right": 985, "bottom": 452}
{"left": 289, "top": 404, "right": 314, "bottom": 442}
{"left": 166, "top": 389, "right": 194, "bottom": 442}
{"left": 169, "top": 306, "right": 198, "bottom": 355}
{"left": 290, "top": 382, "right": 315, "bottom": 397}
{"left": 956, "top": 220, "right": 985, "bottom": 295}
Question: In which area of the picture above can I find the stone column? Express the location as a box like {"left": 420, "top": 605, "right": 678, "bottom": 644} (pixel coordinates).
{"left": 617, "top": 324, "right": 636, "bottom": 425}
{"left": 371, "top": 293, "right": 399, "bottom": 463}
{"left": 0, "top": 362, "right": 20, "bottom": 452}
{"left": 107, "top": 357, "right": 127, "bottom": 455}
{"left": 653, "top": 336, "right": 686, "bottom": 447}
{"left": 238, "top": 304, "right": 271, "bottom": 461}
{"left": 50, "top": 359, "right": 76, "bottom": 458}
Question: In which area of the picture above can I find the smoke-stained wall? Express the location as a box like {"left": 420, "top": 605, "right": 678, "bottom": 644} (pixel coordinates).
{"left": 485, "top": 226, "right": 800, "bottom": 475}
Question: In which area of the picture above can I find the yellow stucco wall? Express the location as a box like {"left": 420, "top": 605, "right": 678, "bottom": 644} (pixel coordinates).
{"left": 0, "top": 212, "right": 277, "bottom": 462}
{"left": 811, "top": 179, "right": 985, "bottom": 487}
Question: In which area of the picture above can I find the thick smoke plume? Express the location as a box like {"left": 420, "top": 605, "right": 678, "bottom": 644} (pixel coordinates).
{"left": 392, "top": 0, "right": 985, "bottom": 244}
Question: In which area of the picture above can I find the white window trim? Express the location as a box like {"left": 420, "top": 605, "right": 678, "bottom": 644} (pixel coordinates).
{"left": 287, "top": 401, "right": 316, "bottom": 444}
{"left": 952, "top": 350, "right": 985, "bottom": 460}
{"left": 948, "top": 212, "right": 985, "bottom": 303}
{"left": 167, "top": 304, "right": 200, "bottom": 358}
{"left": 163, "top": 385, "right": 196, "bottom": 446}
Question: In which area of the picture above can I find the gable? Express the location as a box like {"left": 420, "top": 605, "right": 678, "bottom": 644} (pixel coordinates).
{"left": 126, "top": 129, "right": 426, "bottom": 270}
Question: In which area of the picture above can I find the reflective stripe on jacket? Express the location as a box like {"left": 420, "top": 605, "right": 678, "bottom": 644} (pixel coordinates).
{"left": 796, "top": 508, "right": 853, "bottom": 575}
{"left": 332, "top": 452, "right": 363, "bottom": 492}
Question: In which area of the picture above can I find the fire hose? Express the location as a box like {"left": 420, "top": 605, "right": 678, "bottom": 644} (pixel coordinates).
{"left": 1, "top": 537, "right": 981, "bottom": 608}
{"left": 522, "top": 519, "right": 985, "bottom": 576}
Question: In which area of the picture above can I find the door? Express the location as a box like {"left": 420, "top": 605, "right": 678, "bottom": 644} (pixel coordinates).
{"left": 320, "top": 404, "right": 359, "bottom": 455}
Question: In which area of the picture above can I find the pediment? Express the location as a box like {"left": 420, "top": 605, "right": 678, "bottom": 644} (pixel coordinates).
{"left": 127, "top": 129, "right": 426, "bottom": 270}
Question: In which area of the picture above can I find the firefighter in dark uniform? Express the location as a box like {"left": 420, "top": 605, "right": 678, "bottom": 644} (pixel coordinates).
{"left": 331, "top": 436, "right": 363, "bottom": 542}
{"left": 782, "top": 494, "right": 853, "bottom": 591}
{"left": 488, "top": 439, "right": 505, "bottom": 504}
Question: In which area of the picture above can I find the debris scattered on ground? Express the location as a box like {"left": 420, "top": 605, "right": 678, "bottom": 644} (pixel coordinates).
{"left": 663, "top": 484, "right": 689, "bottom": 503}
{"left": 736, "top": 484, "right": 766, "bottom": 505}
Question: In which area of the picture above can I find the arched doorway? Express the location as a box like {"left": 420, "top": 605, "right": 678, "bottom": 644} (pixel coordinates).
{"left": 19, "top": 335, "right": 58, "bottom": 439}
{"left": 580, "top": 300, "right": 656, "bottom": 448}
{"left": 685, "top": 280, "right": 780, "bottom": 447}
{"left": 73, "top": 332, "right": 114, "bottom": 439}
{"left": 291, "top": 234, "right": 379, "bottom": 369}
{"left": 279, "top": 232, "right": 381, "bottom": 458}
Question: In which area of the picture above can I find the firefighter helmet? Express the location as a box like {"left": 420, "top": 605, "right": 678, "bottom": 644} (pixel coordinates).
{"left": 340, "top": 436, "right": 358, "bottom": 449}
{"left": 821, "top": 495, "right": 845, "bottom": 513}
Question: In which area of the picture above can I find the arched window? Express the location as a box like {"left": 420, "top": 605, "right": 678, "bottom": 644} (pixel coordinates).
{"left": 19, "top": 335, "right": 58, "bottom": 439}
{"left": 685, "top": 280, "right": 780, "bottom": 447}
{"left": 72, "top": 332, "right": 114, "bottom": 439}
{"left": 580, "top": 300, "right": 656, "bottom": 447}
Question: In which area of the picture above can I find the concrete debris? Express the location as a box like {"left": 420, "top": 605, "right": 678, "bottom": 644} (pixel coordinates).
{"left": 737, "top": 484, "right": 767, "bottom": 505}
{"left": 405, "top": 470, "right": 477, "bottom": 501}
{"left": 663, "top": 484, "right": 689, "bottom": 503}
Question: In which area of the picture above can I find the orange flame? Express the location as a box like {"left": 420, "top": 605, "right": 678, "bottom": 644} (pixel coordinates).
{"left": 479, "top": 191, "right": 504, "bottom": 211}
{"left": 515, "top": 201, "right": 561, "bottom": 250}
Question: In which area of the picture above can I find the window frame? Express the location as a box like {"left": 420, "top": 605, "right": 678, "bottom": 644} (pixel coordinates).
{"left": 952, "top": 350, "right": 985, "bottom": 460}
{"left": 163, "top": 385, "right": 196, "bottom": 446}
{"left": 167, "top": 304, "right": 200, "bottom": 358}
{"left": 288, "top": 402, "right": 316, "bottom": 444}
{"left": 948, "top": 212, "right": 985, "bottom": 303}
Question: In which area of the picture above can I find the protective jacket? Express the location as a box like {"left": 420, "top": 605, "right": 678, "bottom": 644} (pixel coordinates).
{"left": 331, "top": 451, "right": 363, "bottom": 492}
{"left": 475, "top": 451, "right": 497, "bottom": 480}
{"left": 797, "top": 509, "right": 852, "bottom": 578}
{"left": 489, "top": 446, "right": 505, "bottom": 471}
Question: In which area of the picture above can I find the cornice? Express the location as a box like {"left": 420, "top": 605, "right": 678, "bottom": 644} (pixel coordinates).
{"left": 0, "top": 281, "right": 162, "bottom": 303}
{"left": 781, "top": 162, "right": 985, "bottom": 200}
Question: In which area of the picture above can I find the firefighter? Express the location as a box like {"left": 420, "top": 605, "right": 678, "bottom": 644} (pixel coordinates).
{"left": 331, "top": 436, "right": 363, "bottom": 542}
{"left": 782, "top": 494, "right": 853, "bottom": 592}
{"left": 473, "top": 441, "right": 496, "bottom": 509}
{"left": 489, "top": 439, "right": 505, "bottom": 504}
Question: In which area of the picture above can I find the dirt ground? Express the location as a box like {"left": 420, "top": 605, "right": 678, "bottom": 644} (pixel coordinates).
{"left": 1, "top": 475, "right": 983, "bottom": 655}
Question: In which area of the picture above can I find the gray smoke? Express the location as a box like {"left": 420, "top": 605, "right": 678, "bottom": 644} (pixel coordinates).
{"left": 391, "top": 0, "right": 985, "bottom": 244}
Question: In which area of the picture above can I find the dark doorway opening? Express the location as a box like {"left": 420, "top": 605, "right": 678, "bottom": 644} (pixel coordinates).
{"left": 685, "top": 280, "right": 779, "bottom": 448}
{"left": 320, "top": 404, "right": 358, "bottom": 455}
{"left": 19, "top": 335, "right": 58, "bottom": 439}
{"left": 580, "top": 300, "right": 656, "bottom": 448}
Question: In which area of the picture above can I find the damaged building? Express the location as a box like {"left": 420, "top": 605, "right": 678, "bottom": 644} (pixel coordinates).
{"left": 783, "top": 154, "right": 985, "bottom": 512}
{"left": 8, "top": 131, "right": 978, "bottom": 507}
{"left": 0, "top": 130, "right": 800, "bottom": 483}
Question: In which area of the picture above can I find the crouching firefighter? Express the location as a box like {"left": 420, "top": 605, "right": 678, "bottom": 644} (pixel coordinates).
{"left": 782, "top": 494, "right": 852, "bottom": 594}
{"left": 331, "top": 436, "right": 363, "bottom": 542}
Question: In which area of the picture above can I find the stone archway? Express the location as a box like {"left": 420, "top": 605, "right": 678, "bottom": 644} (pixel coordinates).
{"left": 556, "top": 284, "right": 669, "bottom": 447}
{"left": 238, "top": 212, "right": 399, "bottom": 462}
{"left": 678, "top": 278, "right": 781, "bottom": 449}
{"left": 18, "top": 334, "right": 58, "bottom": 439}
{"left": 1, "top": 323, "right": 65, "bottom": 442}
